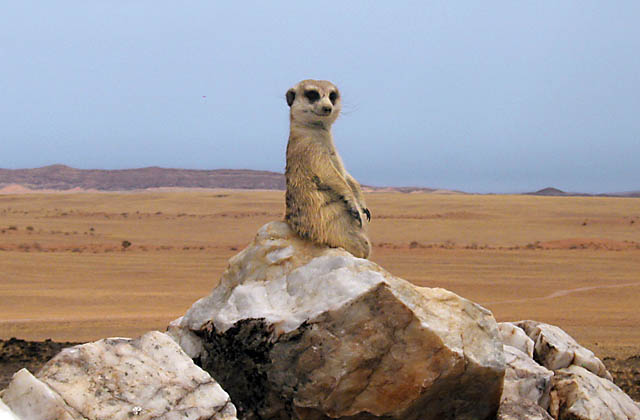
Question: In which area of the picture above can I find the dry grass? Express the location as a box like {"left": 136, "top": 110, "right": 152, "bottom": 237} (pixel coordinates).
{"left": 1, "top": 190, "right": 639, "bottom": 358}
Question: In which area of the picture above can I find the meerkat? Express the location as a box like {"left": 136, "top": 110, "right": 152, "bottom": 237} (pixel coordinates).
{"left": 284, "top": 79, "right": 371, "bottom": 259}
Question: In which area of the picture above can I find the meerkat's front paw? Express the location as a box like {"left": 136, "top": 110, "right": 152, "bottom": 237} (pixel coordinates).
{"left": 347, "top": 203, "right": 363, "bottom": 227}
{"left": 363, "top": 208, "right": 371, "bottom": 222}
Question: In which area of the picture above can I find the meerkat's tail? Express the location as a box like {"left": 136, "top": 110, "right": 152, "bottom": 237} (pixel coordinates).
{"left": 335, "top": 230, "right": 371, "bottom": 259}
{"left": 289, "top": 207, "right": 371, "bottom": 259}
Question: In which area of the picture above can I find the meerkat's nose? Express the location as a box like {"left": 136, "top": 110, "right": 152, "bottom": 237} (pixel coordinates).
{"left": 321, "top": 106, "right": 332, "bottom": 114}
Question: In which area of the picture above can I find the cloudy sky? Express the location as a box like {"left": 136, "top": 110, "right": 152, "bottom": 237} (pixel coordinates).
{"left": 1, "top": 2, "right": 639, "bottom": 193}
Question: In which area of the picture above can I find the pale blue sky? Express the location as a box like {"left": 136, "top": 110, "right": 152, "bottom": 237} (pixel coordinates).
{"left": 1, "top": 2, "right": 639, "bottom": 193}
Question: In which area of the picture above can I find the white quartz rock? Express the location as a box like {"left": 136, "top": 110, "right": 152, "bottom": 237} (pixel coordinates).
{"left": 34, "top": 331, "right": 236, "bottom": 420}
{"left": 514, "top": 320, "right": 613, "bottom": 381}
{"left": 1, "top": 368, "right": 80, "bottom": 420}
{"left": 0, "top": 399, "right": 21, "bottom": 420}
{"left": 549, "top": 365, "right": 640, "bottom": 420}
{"left": 514, "top": 320, "right": 542, "bottom": 337}
{"left": 499, "top": 322, "right": 535, "bottom": 358}
{"left": 167, "top": 316, "right": 204, "bottom": 359}
{"left": 180, "top": 221, "right": 387, "bottom": 336}
{"left": 502, "top": 345, "right": 553, "bottom": 410}
{"left": 171, "top": 221, "right": 506, "bottom": 420}
{"left": 497, "top": 400, "right": 553, "bottom": 420}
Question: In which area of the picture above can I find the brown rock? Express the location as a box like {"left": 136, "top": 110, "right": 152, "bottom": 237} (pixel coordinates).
{"left": 169, "top": 221, "right": 506, "bottom": 420}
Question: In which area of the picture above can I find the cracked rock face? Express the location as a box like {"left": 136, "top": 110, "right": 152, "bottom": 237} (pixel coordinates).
{"left": 1, "top": 331, "right": 237, "bottom": 420}
{"left": 169, "top": 221, "right": 506, "bottom": 420}
{"left": 502, "top": 345, "right": 554, "bottom": 410}
{"left": 514, "top": 321, "right": 613, "bottom": 381}
{"left": 497, "top": 400, "right": 553, "bottom": 420}
{"left": 495, "top": 322, "right": 640, "bottom": 420}
{"left": 1, "top": 368, "right": 79, "bottom": 420}
{"left": 549, "top": 365, "right": 640, "bottom": 420}
{"left": 499, "top": 322, "right": 535, "bottom": 358}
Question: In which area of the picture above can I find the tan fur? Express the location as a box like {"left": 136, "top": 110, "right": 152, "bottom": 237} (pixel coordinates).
{"left": 284, "top": 79, "right": 371, "bottom": 258}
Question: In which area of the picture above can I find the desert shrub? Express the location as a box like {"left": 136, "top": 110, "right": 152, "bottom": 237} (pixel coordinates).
{"left": 441, "top": 240, "right": 456, "bottom": 249}
{"left": 121, "top": 240, "right": 132, "bottom": 250}
{"left": 525, "top": 241, "right": 541, "bottom": 250}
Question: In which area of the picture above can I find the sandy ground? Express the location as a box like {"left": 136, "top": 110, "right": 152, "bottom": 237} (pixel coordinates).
{"left": 0, "top": 190, "right": 639, "bottom": 393}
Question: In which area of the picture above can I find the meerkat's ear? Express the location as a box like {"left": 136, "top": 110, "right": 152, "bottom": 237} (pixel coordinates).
{"left": 286, "top": 89, "right": 296, "bottom": 107}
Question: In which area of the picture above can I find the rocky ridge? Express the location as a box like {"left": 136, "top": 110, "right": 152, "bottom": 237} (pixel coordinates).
{"left": 0, "top": 165, "right": 286, "bottom": 191}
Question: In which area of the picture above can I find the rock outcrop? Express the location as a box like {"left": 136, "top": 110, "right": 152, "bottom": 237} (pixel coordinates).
{"left": 169, "top": 221, "right": 506, "bottom": 420}
{"left": 496, "top": 322, "right": 640, "bottom": 420}
{"left": 501, "top": 345, "right": 553, "bottom": 410}
{"left": 549, "top": 365, "right": 640, "bottom": 420}
{"left": 1, "top": 331, "right": 237, "bottom": 420}
{"left": 514, "top": 321, "right": 613, "bottom": 381}
{"left": 2, "top": 221, "right": 640, "bottom": 420}
{"left": 0, "top": 399, "right": 21, "bottom": 420}
{"left": 499, "top": 322, "right": 535, "bottom": 358}
{"left": 497, "top": 400, "right": 554, "bottom": 420}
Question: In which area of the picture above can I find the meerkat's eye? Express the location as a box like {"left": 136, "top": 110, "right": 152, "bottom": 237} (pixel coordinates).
{"left": 329, "top": 91, "right": 339, "bottom": 104}
{"left": 304, "top": 89, "right": 320, "bottom": 103}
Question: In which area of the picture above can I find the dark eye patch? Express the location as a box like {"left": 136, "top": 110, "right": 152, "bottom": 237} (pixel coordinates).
{"left": 329, "top": 91, "right": 339, "bottom": 104}
{"left": 304, "top": 90, "right": 320, "bottom": 103}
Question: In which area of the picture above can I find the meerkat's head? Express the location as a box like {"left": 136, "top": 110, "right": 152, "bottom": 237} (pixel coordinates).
{"left": 286, "top": 79, "right": 341, "bottom": 130}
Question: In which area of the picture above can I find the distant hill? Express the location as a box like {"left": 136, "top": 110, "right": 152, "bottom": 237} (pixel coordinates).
{"left": 0, "top": 165, "right": 286, "bottom": 191}
{"left": 616, "top": 191, "right": 640, "bottom": 198}
{"left": 525, "top": 187, "right": 640, "bottom": 198}
{"left": 0, "top": 165, "right": 461, "bottom": 194}
{"left": 1, "top": 166, "right": 637, "bottom": 196}
{"left": 526, "top": 187, "right": 568, "bottom": 196}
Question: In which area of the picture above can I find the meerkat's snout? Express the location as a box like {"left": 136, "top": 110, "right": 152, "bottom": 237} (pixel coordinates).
{"left": 318, "top": 103, "right": 333, "bottom": 116}
{"left": 314, "top": 92, "right": 337, "bottom": 116}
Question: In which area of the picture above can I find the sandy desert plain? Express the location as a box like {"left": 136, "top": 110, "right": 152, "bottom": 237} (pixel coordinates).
{"left": 1, "top": 189, "right": 639, "bottom": 364}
